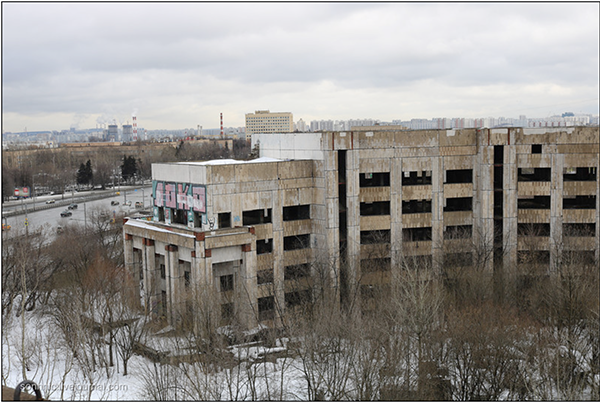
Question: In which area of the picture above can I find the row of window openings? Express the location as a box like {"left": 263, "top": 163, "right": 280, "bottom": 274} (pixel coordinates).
{"left": 518, "top": 195, "right": 596, "bottom": 209}
{"left": 360, "top": 225, "right": 473, "bottom": 245}
{"left": 217, "top": 206, "right": 310, "bottom": 229}
{"left": 518, "top": 167, "right": 597, "bottom": 182}
{"left": 517, "top": 223, "right": 596, "bottom": 237}
{"left": 360, "top": 198, "right": 473, "bottom": 216}
{"left": 257, "top": 263, "right": 312, "bottom": 286}
{"left": 359, "top": 169, "right": 474, "bottom": 188}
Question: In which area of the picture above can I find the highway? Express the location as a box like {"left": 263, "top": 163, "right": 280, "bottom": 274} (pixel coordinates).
{"left": 2, "top": 186, "right": 152, "bottom": 237}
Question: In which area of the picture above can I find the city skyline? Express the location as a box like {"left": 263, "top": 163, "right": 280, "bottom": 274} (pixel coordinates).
{"left": 2, "top": 2, "right": 598, "bottom": 133}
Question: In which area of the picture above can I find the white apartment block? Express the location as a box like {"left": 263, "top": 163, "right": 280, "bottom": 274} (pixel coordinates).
{"left": 245, "top": 110, "right": 293, "bottom": 140}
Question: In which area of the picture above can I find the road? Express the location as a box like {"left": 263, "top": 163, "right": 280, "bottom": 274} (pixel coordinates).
{"left": 2, "top": 186, "right": 152, "bottom": 236}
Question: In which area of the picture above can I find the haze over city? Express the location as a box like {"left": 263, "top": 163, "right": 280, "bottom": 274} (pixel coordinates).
{"left": 2, "top": 2, "right": 599, "bottom": 133}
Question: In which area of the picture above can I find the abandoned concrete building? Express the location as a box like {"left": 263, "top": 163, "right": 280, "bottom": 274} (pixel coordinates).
{"left": 123, "top": 127, "right": 599, "bottom": 329}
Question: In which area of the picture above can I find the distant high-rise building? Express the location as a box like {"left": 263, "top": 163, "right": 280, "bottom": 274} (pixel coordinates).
{"left": 245, "top": 110, "right": 294, "bottom": 140}
{"left": 123, "top": 124, "right": 133, "bottom": 142}
{"left": 296, "top": 118, "right": 307, "bottom": 132}
{"left": 108, "top": 125, "right": 118, "bottom": 142}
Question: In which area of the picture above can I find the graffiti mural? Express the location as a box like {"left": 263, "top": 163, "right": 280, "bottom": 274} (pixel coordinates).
{"left": 152, "top": 180, "right": 206, "bottom": 223}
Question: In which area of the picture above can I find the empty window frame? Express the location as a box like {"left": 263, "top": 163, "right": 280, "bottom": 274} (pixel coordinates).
{"left": 257, "top": 269, "right": 274, "bottom": 285}
{"left": 283, "top": 234, "right": 311, "bottom": 251}
{"left": 243, "top": 208, "right": 272, "bottom": 225}
{"left": 518, "top": 195, "right": 551, "bottom": 209}
{"left": 360, "top": 201, "right": 391, "bottom": 216}
{"left": 285, "top": 290, "right": 312, "bottom": 308}
{"left": 518, "top": 250, "right": 550, "bottom": 265}
{"left": 360, "top": 229, "right": 391, "bottom": 244}
{"left": 531, "top": 144, "right": 542, "bottom": 154}
{"left": 518, "top": 167, "right": 551, "bottom": 182}
{"left": 563, "top": 167, "right": 597, "bottom": 181}
{"left": 258, "top": 296, "right": 275, "bottom": 321}
{"left": 221, "top": 303, "right": 234, "bottom": 321}
{"left": 444, "top": 197, "right": 473, "bottom": 212}
{"left": 283, "top": 205, "right": 310, "bottom": 221}
{"left": 563, "top": 223, "right": 595, "bottom": 237}
{"left": 172, "top": 209, "right": 188, "bottom": 225}
{"left": 218, "top": 212, "right": 231, "bottom": 228}
{"left": 444, "top": 252, "right": 473, "bottom": 267}
{"left": 402, "top": 199, "right": 432, "bottom": 214}
{"left": 402, "top": 170, "right": 432, "bottom": 186}
{"left": 563, "top": 195, "right": 596, "bottom": 209}
{"left": 360, "top": 258, "right": 391, "bottom": 273}
{"left": 220, "top": 274, "right": 234, "bottom": 292}
{"left": 257, "top": 238, "right": 273, "bottom": 255}
{"left": 445, "top": 169, "right": 473, "bottom": 184}
{"left": 444, "top": 225, "right": 472, "bottom": 239}
{"left": 359, "top": 172, "right": 390, "bottom": 187}
{"left": 517, "top": 223, "right": 551, "bottom": 237}
{"left": 284, "top": 263, "right": 311, "bottom": 280}
{"left": 402, "top": 227, "right": 432, "bottom": 242}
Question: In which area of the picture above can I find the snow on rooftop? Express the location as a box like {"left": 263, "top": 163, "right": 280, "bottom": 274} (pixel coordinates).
{"left": 178, "top": 156, "right": 282, "bottom": 166}
{"left": 125, "top": 218, "right": 196, "bottom": 238}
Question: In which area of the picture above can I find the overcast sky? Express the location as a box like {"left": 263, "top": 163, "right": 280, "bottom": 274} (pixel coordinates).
{"left": 2, "top": 2, "right": 598, "bottom": 132}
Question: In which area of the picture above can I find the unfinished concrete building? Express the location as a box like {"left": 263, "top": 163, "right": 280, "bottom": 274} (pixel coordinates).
{"left": 123, "top": 127, "right": 599, "bottom": 329}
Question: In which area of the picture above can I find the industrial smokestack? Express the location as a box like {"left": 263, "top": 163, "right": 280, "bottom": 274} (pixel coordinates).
{"left": 220, "top": 113, "right": 224, "bottom": 139}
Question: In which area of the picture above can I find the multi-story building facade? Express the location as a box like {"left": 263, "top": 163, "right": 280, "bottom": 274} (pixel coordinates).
{"left": 123, "top": 126, "right": 599, "bottom": 330}
{"left": 245, "top": 110, "right": 293, "bottom": 140}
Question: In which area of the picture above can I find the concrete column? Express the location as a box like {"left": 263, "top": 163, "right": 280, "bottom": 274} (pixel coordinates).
{"left": 550, "top": 153, "right": 564, "bottom": 272}
{"left": 143, "top": 238, "right": 157, "bottom": 315}
{"left": 390, "top": 154, "right": 403, "bottom": 270}
{"left": 240, "top": 240, "right": 258, "bottom": 329}
{"left": 346, "top": 149, "right": 360, "bottom": 305}
{"left": 504, "top": 139, "right": 518, "bottom": 273}
{"left": 165, "top": 244, "right": 179, "bottom": 325}
{"left": 474, "top": 131, "right": 494, "bottom": 273}
{"left": 123, "top": 232, "right": 140, "bottom": 307}
{"left": 431, "top": 156, "right": 444, "bottom": 273}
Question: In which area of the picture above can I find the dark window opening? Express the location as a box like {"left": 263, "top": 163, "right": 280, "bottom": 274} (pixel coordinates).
{"left": 258, "top": 296, "right": 275, "bottom": 321}
{"left": 160, "top": 291, "right": 167, "bottom": 317}
{"left": 193, "top": 211, "right": 202, "bottom": 228}
{"left": 402, "top": 199, "right": 432, "bottom": 214}
{"left": 494, "top": 192, "right": 504, "bottom": 218}
{"left": 562, "top": 251, "right": 597, "bottom": 266}
{"left": 360, "top": 201, "right": 391, "bottom": 216}
{"left": 243, "top": 208, "right": 272, "bottom": 225}
{"left": 139, "top": 267, "right": 144, "bottom": 280}
{"left": 403, "top": 227, "right": 432, "bottom": 242}
{"left": 444, "top": 225, "right": 472, "bottom": 239}
{"left": 359, "top": 172, "right": 390, "bottom": 187}
{"left": 285, "top": 263, "right": 311, "bottom": 280}
{"left": 257, "top": 239, "right": 273, "bottom": 255}
{"left": 220, "top": 274, "right": 234, "bottom": 292}
{"left": 158, "top": 207, "right": 165, "bottom": 222}
{"left": 160, "top": 264, "right": 166, "bottom": 279}
{"left": 518, "top": 167, "right": 551, "bottom": 182}
{"left": 518, "top": 223, "right": 551, "bottom": 237}
{"left": 563, "top": 223, "right": 596, "bottom": 237}
{"left": 361, "top": 258, "right": 391, "bottom": 273}
{"left": 563, "top": 195, "right": 596, "bottom": 209}
{"left": 285, "top": 290, "right": 312, "bottom": 308}
{"left": 257, "top": 269, "right": 274, "bottom": 284}
{"left": 403, "top": 255, "right": 433, "bottom": 270}
{"left": 283, "top": 205, "right": 310, "bottom": 221}
{"left": 563, "top": 167, "right": 597, "bottom": 181}
{"left": 221, "top": 303, "right": 234, "bottom": 321}
{"left": 494, "top": 219, "right": 503, "bottom": 246}
{"left": 531, "top": 144, "right": 542, "bottom": 154}
{"left": 402, "top": 170, "right": 432, "bottom": 186}
{"left": 518, "top": 195, "right": 551, "bottom": 209}
{"left": 445, "top": 169, "right": 473, "bottom": 184}
{"left": 218, "top": 212, "right": 231, "bottom": 228}
{"left": 184, "top": 271, "right": 190, "bottom": 287}
{"left": 444, "top": 252, "right": 473, "bottom": 267}
{"left": 444, "top": 197, "right": 473, "bottom": 212}
{"left": 283, "top": 234, "right": 311, "bottom": 251}
{"left": 494, "top": 145, "right": 504, "bottom": 164}
{"left": 360, "top": 230, "right": 391, "bottom": 244}
{"left": 518, "top": 250, "right": 550, "bottom": 265}
{"left": 172, "top": 209, "right": 188, "bottom": 225}
{"left": 494, "top": 166, "right": 504, "bottom": 189}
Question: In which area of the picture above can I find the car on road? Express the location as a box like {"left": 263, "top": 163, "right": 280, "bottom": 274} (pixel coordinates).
{"left": 123, "top": 200, "right": 132, "bottom": 206}
{"left": 60, "top": 210, "right": 72, "bottom": 217}
{"left": 68, "top": 203, "right": 78, "bottom": 210}
{"left": 135, "top": 202, "right": 143, "bottom": 208}
{"left": 46, "top": 199, "right": 55, "bottom": 204}
{"left": 2, "top": 224, "right": 10, "bottom": 231}
{"left": 111, "top": 201, "right": 120, "bottom": 206}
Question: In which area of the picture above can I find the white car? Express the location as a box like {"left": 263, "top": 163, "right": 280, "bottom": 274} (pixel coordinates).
{"left": 123, "top": 200, "right": 132, "bottom": 206}
{"left": 46, "top": 199, "right": 55, "bottom": 204}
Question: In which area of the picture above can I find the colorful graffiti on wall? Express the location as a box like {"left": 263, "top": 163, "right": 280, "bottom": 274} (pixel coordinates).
{"left": 152, "top": 180, "right": 206, "bottom": 225}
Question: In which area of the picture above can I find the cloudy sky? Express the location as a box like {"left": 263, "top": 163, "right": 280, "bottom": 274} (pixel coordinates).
{"left": 2, "top": 2, "right": 598, "bottom": 132}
